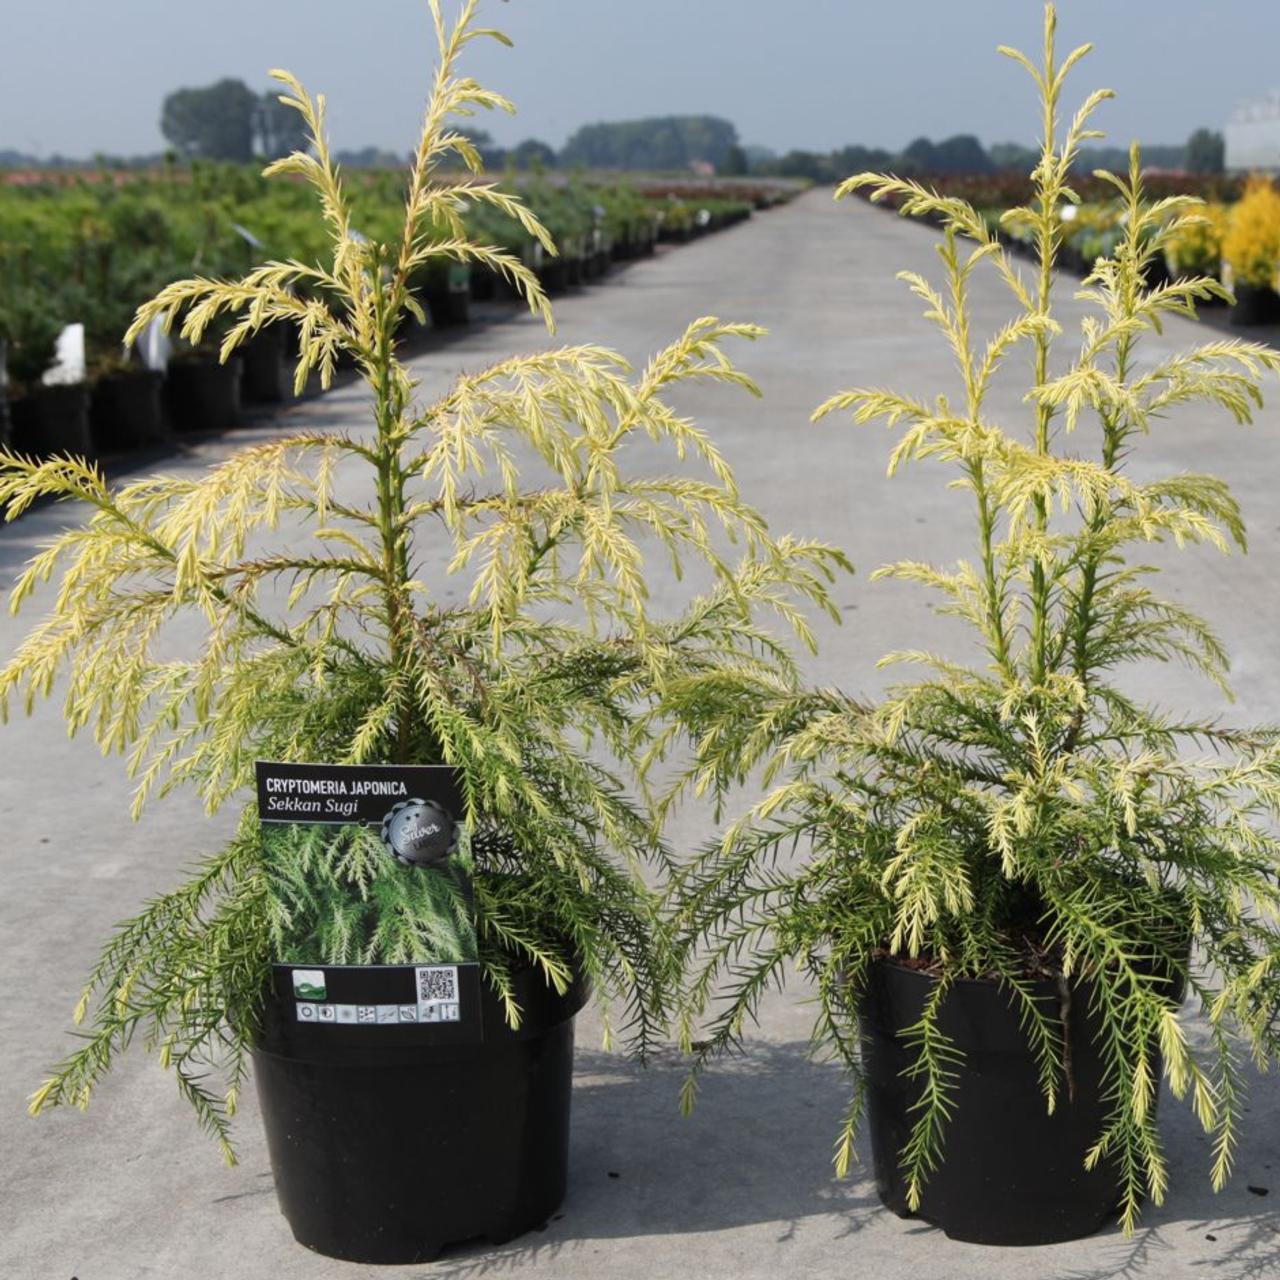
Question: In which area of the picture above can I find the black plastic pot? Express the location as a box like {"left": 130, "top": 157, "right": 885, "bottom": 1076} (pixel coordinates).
{"left": 1058, "top": 243, "right": 1085, "bottom": 276}
{"left": 253, "top": 962, "right": 588, "bottom": 1264}
{"left": 859, "top": 956, "right": 1179, "bottom": 1245}
{"left": 539, "top": 259, "right": 569, "bottom": 295}
{"left": 0, "top": 339, "right": 10, "bottom": 447}
{"left": 165, "top": 356, "right": 243, "bottom": 432}
{"left": 1143, "top": 254, "right": 1172, "bottom": 292}
{"left": 241, "top": 326, "right": 293, "bottom": 403}
{"left": 422, "top": 265, "right": 472, "bottom": 327}
{"left": 422, "top": 286, "right": 471, "bottom": 326}
{"left": 619, "top": 228, "right": 656, "bottom": 259}
{"left": 9, "top": 382, "right": 93, "bottom": 458}
{"left": 468, "top": 265, "right": 498, "bottom": 302}
{"left": 1230, "top": 282, "right": 1280, "bottom": 326}
{"left": 90, "top": 369, "right": 168, "bottom": 452}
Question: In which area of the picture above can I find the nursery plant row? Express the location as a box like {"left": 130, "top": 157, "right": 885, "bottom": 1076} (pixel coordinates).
{"left": 852, "top": 168, "right": 1280, "bottom": 326}
{"left": 0, "top": 166, "right": 798, "bottom": 464}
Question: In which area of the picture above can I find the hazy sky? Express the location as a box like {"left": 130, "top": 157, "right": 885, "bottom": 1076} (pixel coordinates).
{"left": 5, "top": 1, "right": 1280, "bottom": 159}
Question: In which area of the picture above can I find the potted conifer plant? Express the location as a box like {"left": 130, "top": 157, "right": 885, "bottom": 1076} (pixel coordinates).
{"left": 669, "top": 5, "right": 1280, "bottom": 1247}
{"left": 3, "top": 290, "right": 92, "bottom": 460}
{"left": 417, "top": 260, "right": 473, "bottom": 326}
{"left": 1165, "top": 200, "right": 1227, "bottom": 287}
{"left": 84, "top": 267, "right": 170, "bottom": 452}
{"left": 90, "top": 357, "right": 168, "bottom": 453}
{"left": 162, "top": 222, "right": 248, "bottom": 430}
{"left": 239, "top": 321, "right": 295, "bottom": 402}
{"left": 4, "top": 0, "right": 841, "bottom": 1265}
{"left": 0, "top": 298, "right": 13, "bottom": 447}
{"left": 1223, "top": 176, "right": 1280, "bottom": 326}
{"left": 164, "top": 335, "right": 245, "bottom": 432}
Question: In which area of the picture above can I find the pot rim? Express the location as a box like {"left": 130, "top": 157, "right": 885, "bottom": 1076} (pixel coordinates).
{"left": 867, "top": 936, "right": 1191, "bottom": 999}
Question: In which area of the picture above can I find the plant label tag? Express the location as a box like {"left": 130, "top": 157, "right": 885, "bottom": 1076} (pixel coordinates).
{"left": 231, "top": 222, "right": 265, "bottom": 250}
{"left": 42, "top": 323, "right": 85, "bottom": 386}
{"left": 137, "top": 315, "right": 171, "bottom": 373}
{"left": 257, "top": 761, "right": 483, "bottom": 1044}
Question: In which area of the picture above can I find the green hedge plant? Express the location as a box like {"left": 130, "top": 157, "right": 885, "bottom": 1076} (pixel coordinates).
{"left": 669, "top": 3, "right": 1280, "bottom": 1231}
{"left": 5, "top": 0, "right": 842, "bottom": 1160}
{"left": 0, "top": 286, "right": 62, "bottom": 393}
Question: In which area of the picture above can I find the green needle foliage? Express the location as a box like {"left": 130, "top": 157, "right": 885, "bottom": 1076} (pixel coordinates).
{"left": 669, "top": 4, "right": 1280, "bottom": 1232}
{"left": 7, "top": 0, "right": 843, "bottom": 1160}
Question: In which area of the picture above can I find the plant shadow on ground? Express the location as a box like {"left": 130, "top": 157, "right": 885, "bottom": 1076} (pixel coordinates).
{"left": 1051, "top": 1209, "right": 1280, "bottom": 1280}
{"left": 426, "top": 1038, "right": 1280, "bottom": 1280}
{"left": 426, "top": 1040, "right": 882, "bottom": 1276}
{"left": 1048, "top": 1069, "right": 1280, "bottom": 1280}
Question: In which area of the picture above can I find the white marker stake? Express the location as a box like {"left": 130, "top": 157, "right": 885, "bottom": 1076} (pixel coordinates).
{"left": 232, "top": 222, "right": 265, "bottom": 250}
{"left": 43, "top": 323, "right": 86, "bottom": 386}
{"left": 137, "top": 315, "right": 172, "bottom": 373}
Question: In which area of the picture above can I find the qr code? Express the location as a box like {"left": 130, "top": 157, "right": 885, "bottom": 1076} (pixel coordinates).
{"left": 416, "top": 966, "right": 459, "bottom": 1003}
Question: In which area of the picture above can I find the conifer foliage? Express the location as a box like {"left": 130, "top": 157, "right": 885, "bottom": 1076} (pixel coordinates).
{"left": 669, "top": 5, "right": 1280, "bottom": 1230}
{"left": 6, "top": 0, "right": 842, "bottom": 1159}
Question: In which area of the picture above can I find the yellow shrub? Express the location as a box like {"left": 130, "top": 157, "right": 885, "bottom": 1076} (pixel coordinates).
{"left": 1061, "top": 203, "right": 1113, "bottom": 241}
{"left": 1223, "top": 177, "right": 1280, "bottom": 288}
{"left": 1166, "top": 201, "right": 1228, "bottom": 277}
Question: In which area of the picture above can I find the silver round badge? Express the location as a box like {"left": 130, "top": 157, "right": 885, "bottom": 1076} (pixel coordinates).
{"left": 380, "top": 798, "right": 458, "bottom": 868}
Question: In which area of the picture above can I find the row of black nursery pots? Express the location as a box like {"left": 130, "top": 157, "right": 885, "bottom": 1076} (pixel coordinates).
{"left": 1229, "top": 282, "right": 1280, "bottom": 327}
{"left": 250, "top": 939, "right": 1188, "bottom": 1265}
{"left": 521, "top": 206, "right": 751, "bottom": 263}
{"left": 5, "top": 275, "right": 487, "bottom": 461}
{"left": 612, "top": 224, "right": 658, "bottom": 261}
{"left": 5, "top": 216, "right": 720, "bottom": 459}
{"left": 1, "top": 325, "right": 309, "bottom": 461}
{"left": 1049, "top": 234, "right": 1279, "bottom": 326}
{"left": 0, "top": 339, "right": 9, "bottom": 446}
{"left": 873, "top": 199, "right": 1280, "bottom": 329}
{"left": 982, "top": 222, "right": 1280, "bottom": 328}
{"left": 419, "top": 268, "right": 472, "bottom": 327}
{"left": 7, "top": 357, "right": 240, "bottom": 462}
{"left": 469, "top": 229, "right": 656, "bottom": 303}
{"left": 468, "top": 224, "right": 661, "bottom": 305}
{"left": 8, "top": 378, "right": 132, "bottom": 460}
{"left": 657, "top": 205, "right": 752, "bottom": 245}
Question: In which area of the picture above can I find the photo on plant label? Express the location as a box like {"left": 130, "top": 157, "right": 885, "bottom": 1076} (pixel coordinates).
{"left": 262, "top": 818, "right": 478, "bottom": 967}
{"left": 257, "top": 761, "right": 478, "bottom": 968}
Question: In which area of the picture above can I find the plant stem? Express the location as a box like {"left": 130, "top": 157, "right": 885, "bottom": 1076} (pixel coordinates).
{"left": 1069, "top": 158, "right": 1141, "bottom": 702}
{"left": 971, "top": 460, "right": 1013, "bottom": 678}
{"left": 369, "top": 269, "right": 414, "bottom": 762}
{"left": 1029, "top": 24, "right": 1061, "bottom": 691}
{"left": 946, "top": 230, "right": 1014, "bottom": 680}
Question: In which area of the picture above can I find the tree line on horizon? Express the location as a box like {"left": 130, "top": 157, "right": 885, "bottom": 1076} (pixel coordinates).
{"left": 0, "top": 75, "right": 1227, "bottom": 179}
{"left": 760, "top": 127, "right": 1225, "bottom": 181}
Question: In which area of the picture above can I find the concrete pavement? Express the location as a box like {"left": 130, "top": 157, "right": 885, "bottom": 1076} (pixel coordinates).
{"left": 3, "top": 188, "right": 1279, "bottom": 1279}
